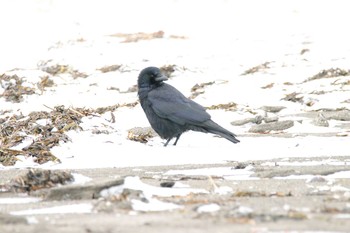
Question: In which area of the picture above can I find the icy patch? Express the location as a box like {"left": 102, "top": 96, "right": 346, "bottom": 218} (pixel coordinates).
{"left": 165, "top": 166, "right": 257, "bottom": 180}
{"left": 262, "top": 160, "right": 349, "bottom": 167}
{"left": 100, "top": 176, "right": 204, "bottom": 212}
{"left": 275, "top": 171, "right": 350, "bottom": 180}
{"left": 10, "top": 203, "right": 93, "bottom": 215}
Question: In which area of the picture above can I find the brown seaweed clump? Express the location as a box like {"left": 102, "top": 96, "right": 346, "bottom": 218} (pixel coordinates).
{"left": 0, "top": 106, "right": 92, "bottom": 166}
{"left": 5, "top": 169, "right": 74, "bottom": 193}
{"left": 0, "top": 74, "right": 36, "bottom": 103}
{"left": 305, "top": 68, "right": 350, "bottom": 82}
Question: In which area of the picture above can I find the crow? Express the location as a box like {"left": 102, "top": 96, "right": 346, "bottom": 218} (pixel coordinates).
{"left": 137, "top": 66, "right": 240, "bottom": 146}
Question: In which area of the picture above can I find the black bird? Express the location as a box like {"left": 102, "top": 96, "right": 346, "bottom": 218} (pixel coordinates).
{"left": 137, "top": 66, "right": 240, "bottom": 146}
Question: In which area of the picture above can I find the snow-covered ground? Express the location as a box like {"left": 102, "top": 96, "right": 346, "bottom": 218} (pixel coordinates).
{"left": 0, "top": 0, "right": 349, "bottom": 170}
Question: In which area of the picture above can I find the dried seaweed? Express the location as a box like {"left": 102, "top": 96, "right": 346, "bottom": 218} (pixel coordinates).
{"left": 38, "top": 61, "right": 88, "bottom": 78}
{"left": 190, "top": 82, "right": 215, "bottom": 99}
{"left": 261, "top": 83, "right": 274, "bottom": 89}
{"left": 0, "top": 149, "right": 23, "bottom": 166}
{"left": 127, "top": 127, "right": 157, "bottom": 143}
{"left": 0, "top": 106, "right": 93, "bottom": 166}
{"left": 305, "top": 68, "right": 350, "bottom": 82}
{"left": 300, "top": 48, "right": 310, "bottom": 55}
{"left": 122, "top": 85, "right": 138, "bottom": 93}
{"left": 0, "top": 102, "right": 143, "bottom": 166}
{"left": 281, "top": 92, "right": 303, "bottom": 103}
{"left": 169, "top": 34, "right": 188, "bottom": 39}
{"left": 241, "top": 62, "right": 271, "bottom": 75}
{"left": 94, "top": 102, "right": 138, "bottom": 115}
{"left": 97, "top": 64, "right": 122, "bottom": 73}
{"left": 160, "top": 65, "right": 176, "bottom": 77}
{"left": 110, "top": 31, "right": 164, "bottom": 43}
{"left": 206, "top": 102, "right": 237, "bottom": 111}
{"left": 37, "top": 75, "right": 55, "bottom": 92}
{"left": 0, "top": 74, "right": 36, "bottom": 102}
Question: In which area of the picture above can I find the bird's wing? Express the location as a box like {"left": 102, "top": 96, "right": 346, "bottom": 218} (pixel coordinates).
{"left": 148, "top": 84, "right": 211, "bottom": 125}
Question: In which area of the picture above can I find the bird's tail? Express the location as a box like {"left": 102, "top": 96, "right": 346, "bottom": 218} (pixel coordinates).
{"left": 203, "top": 120, "right": 240, "bottom": 144}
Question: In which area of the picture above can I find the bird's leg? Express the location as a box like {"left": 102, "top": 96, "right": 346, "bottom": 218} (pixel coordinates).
{"left": 164, "top": 138, "right": 172, "bottom": 147}
{"left": 173, "top": 134, "right": 182, "bottom": 145}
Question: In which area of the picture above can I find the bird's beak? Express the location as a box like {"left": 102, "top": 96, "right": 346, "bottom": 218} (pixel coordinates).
{"left": 155, "top": 75, "right": 168, "bottom": 82}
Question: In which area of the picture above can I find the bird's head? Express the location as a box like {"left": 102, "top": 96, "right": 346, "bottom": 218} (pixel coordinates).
{"left": 138, "top": 67, "right": 168, "bottom": 89}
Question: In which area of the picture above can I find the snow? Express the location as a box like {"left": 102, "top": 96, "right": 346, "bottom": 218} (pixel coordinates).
{"left": 2, "top": 129, "right": 348, "bottom": 170}
{"left": 0, "top": 0, "right": 349, "bottom": 171}
{"left": 0, "top": 197, "right": 41, "bottom": 204}
{"left": 327, "top": 171, "right": 350, "bottom": 179}
{"left": 71, "top": 173, "right": 92, "bottom": 184}
{"left": 196, "top": 203, "right": 221, "bottom": 213}
{"left": 26, "top": 216, "right": 39, "bottom": 224}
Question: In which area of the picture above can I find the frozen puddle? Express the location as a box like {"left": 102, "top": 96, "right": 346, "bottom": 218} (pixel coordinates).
{"left": 165, "top": 166, "right": 258, "bottom": 180}
{"left": 10, "top": 203, "right": 93, "bottom": 216}
{"left": 100, "top": 176, "right": 208, "bottom": 198}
